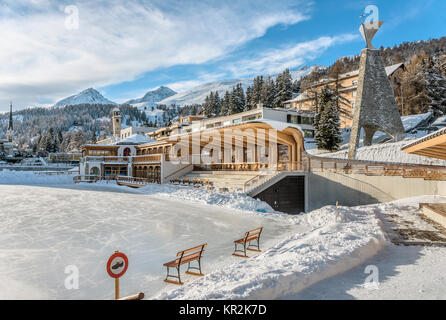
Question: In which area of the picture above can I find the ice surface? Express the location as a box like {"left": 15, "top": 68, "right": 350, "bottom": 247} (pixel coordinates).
{"left": 0, "top": 174, "right": 307, "bottom": 299}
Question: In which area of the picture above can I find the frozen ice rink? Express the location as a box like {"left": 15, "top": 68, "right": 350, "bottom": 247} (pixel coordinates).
{"left": 0, "top": 183, "right": 307, "bottom": 299}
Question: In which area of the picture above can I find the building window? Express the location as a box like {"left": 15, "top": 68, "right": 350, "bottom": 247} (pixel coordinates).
{"left": 278, "top": 145, "right": 289, "bottom": 161}
{"left": 352, "top": 80, "right": 358, "bottom": 86}
{"left": 303, "top": 130, "right": 315, "bottom": 139}
{"left": 123, "top": 147, "right": 131, "bottom": 157}
{"left": 301, "top": 117, "right": 313, "bottom": 125}
{"left": 232, "top": 118, "right": 241, "bottom": 124}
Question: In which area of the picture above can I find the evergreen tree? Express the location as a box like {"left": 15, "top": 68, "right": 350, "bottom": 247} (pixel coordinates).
{"left": 314, "top": 86, "right": 342, "bottom": 151}
{"left": 91, "top": 131, "right": 97, "bottom": 144}
{"left": 203, "top": 92, "right": 213, "bottom": 118}
{"left": 221, "top": 91, "right": 230, "bottom": 116}
{"left": 250, "top": 76, "right": 264, "bottom": 107}
{"left": 213, "top": 91, "right": 221, "bottom": 115}
{"left": 261, "top": 77, "right": 276, "bottom": 108}
{"left": 229, "top": 84, "right": 245, "bottom": 115}
{"left": 244, "top": 87, "right": 253, "bottom": 111}
{"left": 274, "top": 69, "right": 293, "bottom": 108}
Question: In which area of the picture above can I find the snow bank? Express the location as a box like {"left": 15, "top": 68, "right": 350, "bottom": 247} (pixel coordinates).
{"left": 0, "top": 170, "right": 74, "bottom": 185}
{"left": 93, "top": 181, "right": 275, "bottom": 214}
{"left": 155, "top": 205, "right": 385, "bottom": 300}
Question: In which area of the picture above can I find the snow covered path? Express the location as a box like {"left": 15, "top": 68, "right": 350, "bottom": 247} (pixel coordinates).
{"left": 285, "top": 245, "right": 446, "bottom": 300}
{"left": 0, "top": 183, "right": 306, "bottom": 299}
{"left": 284, "top": 196, "right": 446, "bottom": 300}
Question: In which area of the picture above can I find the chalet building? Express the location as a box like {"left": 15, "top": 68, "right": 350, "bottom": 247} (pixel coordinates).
{"left": 283, "top": 63, "right": 405, "bottom": 128}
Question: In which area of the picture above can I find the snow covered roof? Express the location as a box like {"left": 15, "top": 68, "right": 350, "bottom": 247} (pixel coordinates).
{"left": 432, "top": 115, "right": 446, "bottom": 127}
{"left": 402, "top": 127, "right": 446, "bottom": 150}
{"left": 116, "top": 134, "right": 156, "bottom": 145}
{"left": 338, "top": 63, "right": 404, "bottom": 79}
{"left": 284, "top": 92, "right": 309, "bottom": 103}
{"left": 245, "top": 119, "right": 305, "bottom": 136}
{"left": 112, "top": 107, "right": 120, "bottom": 112}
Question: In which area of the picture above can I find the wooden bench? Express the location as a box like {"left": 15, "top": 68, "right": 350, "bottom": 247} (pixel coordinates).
{"left": 163, "top": 243, "right": 207, "bottom": 285}
{"left": 233, "top": 227, "right": 263, "bottom": 258}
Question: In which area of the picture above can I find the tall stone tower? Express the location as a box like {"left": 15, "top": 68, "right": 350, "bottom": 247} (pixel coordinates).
{"left": 112, "top": 107, "right": 122, "bottom": 141}
{"left": 6, "top": 101, "right": 14, "bottom": 143}
{"left": 348, "top": 21, "right": 406, "bottom": 159}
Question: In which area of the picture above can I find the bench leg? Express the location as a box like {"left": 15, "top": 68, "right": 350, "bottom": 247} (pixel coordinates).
{"left": 247, "top": 238, "right": 261, "bottom": 252}
{"left": 232, "top": 242, "right": 248, "bottom": 258}
{"left": 164, "top": 266, "right": 183, "bottom": 285}
{"left": 185, "top": 259, "right": 205, "bottom": 276}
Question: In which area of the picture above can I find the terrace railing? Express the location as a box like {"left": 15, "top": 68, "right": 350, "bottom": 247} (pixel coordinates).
{"left": 304, "top": 154, "right": 446, "bottom": 181}
{"left": 132, "top": 154, "right": 162, "bottom": 163}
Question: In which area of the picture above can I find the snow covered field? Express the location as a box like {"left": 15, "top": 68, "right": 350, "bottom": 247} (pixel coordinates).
{"left": 1, "top": 171, "right": 445, "bottom": 300}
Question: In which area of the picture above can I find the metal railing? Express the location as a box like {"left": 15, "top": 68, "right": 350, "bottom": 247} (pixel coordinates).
{"left": 243, "top": 171, "right": 280, "bottom": 193}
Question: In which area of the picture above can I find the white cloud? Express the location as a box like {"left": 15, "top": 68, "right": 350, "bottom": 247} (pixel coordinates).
{"left": 0, "top": 0, "right": 310, "bottom": 110}
{"left": 226, "top": 34, "right": 360, "bottom": 77}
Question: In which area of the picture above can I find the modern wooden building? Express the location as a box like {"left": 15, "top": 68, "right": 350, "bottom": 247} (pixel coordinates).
{"left": 79, "top": 119, "right": 307, "bottom": 184}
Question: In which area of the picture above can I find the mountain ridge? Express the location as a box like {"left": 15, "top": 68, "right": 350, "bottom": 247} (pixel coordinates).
{"left": 54, "top": 88, "right": 117, "bottom": 108}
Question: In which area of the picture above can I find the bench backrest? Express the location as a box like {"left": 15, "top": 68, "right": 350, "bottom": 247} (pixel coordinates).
{"left": 245, "top": 227, "right": 263, "bottom": 239}
{"left": 176, "top": 243, "right": 207, "bottom": 262}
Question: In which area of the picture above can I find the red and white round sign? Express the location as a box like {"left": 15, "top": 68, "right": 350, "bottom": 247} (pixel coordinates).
{"left": 106, "top": 251, "right": 129, "bottom": 279}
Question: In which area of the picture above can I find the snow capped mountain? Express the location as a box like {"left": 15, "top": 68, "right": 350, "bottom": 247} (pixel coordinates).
{"left": 54, "top": 88, "right": 117, "bottom": 107}
{"left": 159, "top": 66, "right": 315, "bottom": 107}
{"left": 159, "top": 79, "right": 253, "bottom": 107}
{"left": 124, "top": 86, "right": 177, "bottom": 109}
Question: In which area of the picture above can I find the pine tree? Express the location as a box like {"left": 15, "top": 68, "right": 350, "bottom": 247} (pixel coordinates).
{"left": 213, "top": 91, "right": 221, "bottom": 115}
{"left": 229, "top": 84, "right": 245, "bottom": 115}
{"left": 261, "top": 77, "right": 276, "bottom": 108}
{"left": 245, "top": 87, "right": 253, "bottom": 111}
{"left": 274, "top": 69, "right": 293, "bottom": 108}
{"left": 314, "top": 86, "right": 342, "bottom": 151}
{"left": 221, "top": 91, "right": 230, "bottom": 116}
{"left": 91, "top": 131, "right": 97, "bottom": 144}
{"left": 250, "top": 76, "right": 264, "bottom": 107}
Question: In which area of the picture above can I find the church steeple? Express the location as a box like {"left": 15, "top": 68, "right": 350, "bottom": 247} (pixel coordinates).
{"left": 8, "top": 101, "right": 13, "bottom": 131}
{"left": 6, "top": 101, "right": 14, "bottom": 143}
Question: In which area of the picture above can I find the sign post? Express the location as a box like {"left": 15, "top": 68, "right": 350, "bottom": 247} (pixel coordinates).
{"left": 106, "top": 251, "right": 129, "bottom": 300}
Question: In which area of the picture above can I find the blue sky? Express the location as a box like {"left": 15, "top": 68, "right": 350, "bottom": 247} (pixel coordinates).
{"left": 1, "top": 0, "right": 445, "bottom": 111}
